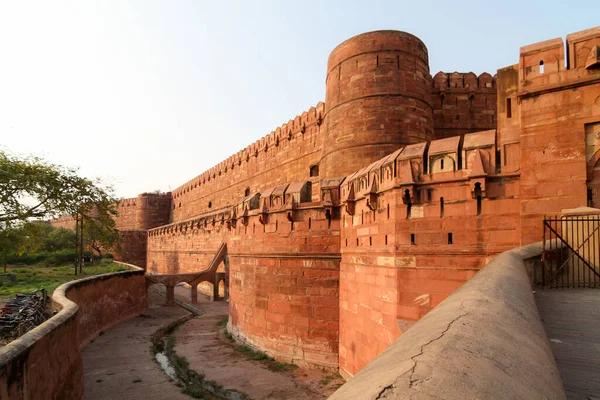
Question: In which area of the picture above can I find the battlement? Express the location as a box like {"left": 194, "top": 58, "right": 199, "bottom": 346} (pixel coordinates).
{"left": 432, "top": 71, "right": 496, "bottom": 90}
{"left": 518, "top": 26, "right": 600, "bottom": 94}
{"left": 171, "top": 102, "right": 325, "bottom": 200}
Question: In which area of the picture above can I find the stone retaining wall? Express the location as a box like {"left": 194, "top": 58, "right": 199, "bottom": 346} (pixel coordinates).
{"left": 329, "top": 242, "right": 565, "bottom": 399}
{"left": 0, "top": 262, "right": 146, "bottom": 400}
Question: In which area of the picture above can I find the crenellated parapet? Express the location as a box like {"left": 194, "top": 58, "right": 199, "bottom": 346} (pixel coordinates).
{"left": 169, "top": 102, "right": 325, "bottom": 222}
{"left": 431, "top": 71, "right": 497, "bottom": 139}
{"left": 518, "top": 26, "right": 600, "bottom": 96}
{"left": 171, "top": 102, "right": 324, "bottom": 197}
{"left": 338, "top": 129, "right": 506, "bottom": 218}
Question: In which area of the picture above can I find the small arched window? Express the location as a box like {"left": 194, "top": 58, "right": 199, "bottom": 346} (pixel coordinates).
{"left": 539, "top": 60, "right": 545, "bottom": 74}
{"left": 440, "top": 158, "right": 445, "bottom": 170}
{"left": 244, "top": 187, "right": 250, "bottom": 197}
{"left": 310, "top": 164, "right": 319, "bottom": 177}
{"left": 208, "top": 201, "right": 212, "bottom": 209}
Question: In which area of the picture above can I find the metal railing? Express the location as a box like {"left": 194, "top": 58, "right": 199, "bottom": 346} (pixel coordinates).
{"left": 541, "top": 215, "right": 600, "bottom": 289}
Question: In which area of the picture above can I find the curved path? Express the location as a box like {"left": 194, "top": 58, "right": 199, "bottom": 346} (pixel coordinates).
{"left": 171, "top": 286, "right": 343, "bottom": 400}
{"left": 82, "top": 287, "right": 343, "bottom": 399}
{"left": 82, "top": 290, "right": 189, "bottom": 400}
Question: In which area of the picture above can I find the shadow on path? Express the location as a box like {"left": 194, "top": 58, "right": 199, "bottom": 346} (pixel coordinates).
{"left": 536, "top": 289, "right": 600, "bottom": 400}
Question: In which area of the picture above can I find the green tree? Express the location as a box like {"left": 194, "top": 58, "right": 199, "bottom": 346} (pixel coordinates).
{"left": 0, "top": 150, "right": 119, "bottom": 274}
{"left": 0, "top": 150, "right": 116, "bottom": 224}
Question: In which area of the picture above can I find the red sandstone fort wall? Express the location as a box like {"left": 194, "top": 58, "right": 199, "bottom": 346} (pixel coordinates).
{"left": 505, "top": 27, "right": 600, "bottom": 243}
{"left": 336, "top": 129, "right": 521, "bottom": 376}
{"left": 431, "top": 72, "right": 497, "bottom": 139}
{"left": 48, "top": 215, "right": 77, "bottom": 230}
{"left": 115, "top": 26, "right": 599, "bottom": 379}
{"left": 227, "top": 207, "right": 341, "bottom": 368}
{"left": 170, "top": 103, "right": 325, "bottom": 223}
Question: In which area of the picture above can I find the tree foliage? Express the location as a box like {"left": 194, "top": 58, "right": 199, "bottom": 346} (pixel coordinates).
{"left": 0, "top": 150, "right": 116, "bottom": 224}
{"left": 0, "top": 150, "right": 120, "bottom": 269}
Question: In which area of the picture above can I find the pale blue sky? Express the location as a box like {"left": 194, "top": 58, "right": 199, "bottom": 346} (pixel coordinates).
{"left": 0, "top": 1, "right": 598, "bottom": 198}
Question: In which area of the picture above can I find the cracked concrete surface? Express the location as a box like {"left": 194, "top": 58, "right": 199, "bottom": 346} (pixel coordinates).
{"left": 330, "top": 243, "right": 565, "bottom": 400}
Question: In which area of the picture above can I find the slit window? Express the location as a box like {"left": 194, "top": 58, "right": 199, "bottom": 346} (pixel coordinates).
{"left": 410, "top": 233, "right": 415, "bottom": 245}
{"left": 208, "top": 201, "right": 212, "bottom": 209}
{"left": 244, "top": 187, "right": 250, "bottom": 197}
{"left": 440, "top": 197, "right": 444, "bottom": 218}
{"left": 506, "top": 98, "right": 512, "bottom": 118}
{"left": 448, "top": 233, "right": 453, "bottom": 244}
{"left": 440, "top": 159, "right": 444, "bottom": 170}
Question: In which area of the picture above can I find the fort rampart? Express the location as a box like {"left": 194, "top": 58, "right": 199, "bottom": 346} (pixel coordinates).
{"left": 48, "top": 26, "right": 600, "bottom": 379}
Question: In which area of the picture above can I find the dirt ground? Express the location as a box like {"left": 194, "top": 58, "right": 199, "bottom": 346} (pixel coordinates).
{"left": 171, "top": 285, "right": 345, "bottom": 399}
{"left": 82, "top": 285, "right": 344, "bottom": 399}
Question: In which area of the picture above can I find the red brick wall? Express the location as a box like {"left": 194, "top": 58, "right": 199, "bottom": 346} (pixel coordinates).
{"left": 337, "top": 133, "right": 521, "bottom": 377}
{"left": 65, "top": 268, "right": 148, "bottom": 348}
{"left": 48, "top": 215, "right": 76, "bottom": 230}
{"left": 170, "top": 104, "right": 325, "bottom": 222}
{"left": 0, "top": 266, "right": 146, "bottom": 400}
{"left": 321, "top": 31, "right": 434, "bottom": 178}
{"left": 228, "top": 207, "right": 340, "bottom": 368}
{"left": 147, "top": 213, "right": 228, "bottom": 295}
{"left": 115, "top": 230, "right": 148, "bottom": 268}
{"left": 113, "top": 26, "right": 599, "bottom": 379}
{"left": 431, "top": 72, "right": 497, "bottom": 139}
{"left": 115, "top": 193, "right": 171, "bottom": 231}
{"left": 515, "top": 29, "right": 600, "bottom": 243}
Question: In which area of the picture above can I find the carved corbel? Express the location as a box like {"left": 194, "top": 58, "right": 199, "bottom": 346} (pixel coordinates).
{"left": 471, "top": 179, "right": 486, "bottom": 199}
{"left": 366, "top": 179, "right": 379, "bottom": 211}
{"left": 258, "top": 200, "right": 269, "bottom": 225}
{"left": 228, "top": 208, "right": 237, "bottom": 229}
{"left": 286, "top": 198, "right": 296, "bottom": 222}
{"left": 402, "top": 187, "right": 416, "bottom": 205}
{"left": 322, "top": 188, "right": 334, "bottom": 221}
{"left": 241, "top": 205, "right": 249, "bottom": 226}
{"left": 343, "top": 183, "right": 356, "bottom": 216}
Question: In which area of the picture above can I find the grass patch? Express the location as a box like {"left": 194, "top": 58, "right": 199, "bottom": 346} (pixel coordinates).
{"left": 320, "top": 375, "right": 335, "bottom": 386}
{"left": 223, "top": 330, "right": 235, "bottom": 343}
{"left": 0, "top": 263, "right": 128, "bottom": 303}
{"left": 234, "top": 342, "right": 297, "bottom": 372}
{"left": 216, "top": 316, "right": 228, "bottom": 328}
{"left": 165, "top": 332, "right": 249, "bottom": 400}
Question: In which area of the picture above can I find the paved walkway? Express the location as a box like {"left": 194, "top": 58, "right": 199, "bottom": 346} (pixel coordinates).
{"left": 82, "top": 290, "right": 190, "bottom": 400}
{"left": 536, "top": 289, "right": 600, "bottom": 400}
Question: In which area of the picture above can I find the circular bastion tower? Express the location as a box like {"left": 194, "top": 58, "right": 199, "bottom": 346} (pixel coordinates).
{"left": 320, "top": 30, "right": 434, "bottom": 178}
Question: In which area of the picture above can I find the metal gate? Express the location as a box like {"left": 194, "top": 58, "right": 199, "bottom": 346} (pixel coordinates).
{"left": 541, "top": 215, "right": 600, "bottom": 288}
